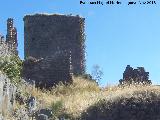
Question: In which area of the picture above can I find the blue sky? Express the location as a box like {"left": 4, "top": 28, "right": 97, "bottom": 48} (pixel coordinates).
{"left": 0, "top": 0, "right": 160, "bottom": 86}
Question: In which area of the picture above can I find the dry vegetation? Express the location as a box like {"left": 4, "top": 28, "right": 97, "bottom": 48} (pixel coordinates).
{"left": 19, "top": 76, "right": 160, "bottom": 119}
{"left": 20, "top": 76, "right": 100, "bottom": 118}
{"left": 81, "top": 84, "right": 160, "bottom": 120}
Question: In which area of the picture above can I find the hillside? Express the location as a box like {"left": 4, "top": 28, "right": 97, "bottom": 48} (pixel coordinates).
{"left": 17, "top": 77, "right": 160, "bottom": 120}
{"left": 1, "top": 66, "right": 160, "bottom": 119}
{"left": 81, "top": 84, "right": 160, "bottom": 120}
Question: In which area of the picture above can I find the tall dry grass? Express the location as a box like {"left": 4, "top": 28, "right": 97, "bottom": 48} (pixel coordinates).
{"left": 21, "top": 76, "right": 160, "bottom": 119}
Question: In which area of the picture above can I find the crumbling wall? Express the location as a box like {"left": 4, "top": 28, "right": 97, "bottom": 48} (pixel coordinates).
{"left": 23, "top": 51, "right": 72, "bottom": 88}
{"left": 24, "top": 14, "right": 85, "bottom": 75}
{"left": 0, "top": 18, "right": 18, "bottom": 56}
{"left": 119, "top": 65, "right": 151, "bottom": 85}
{"left": 23, "top": 14, "right": 86, "bottom": 88}
{"left": 6, "top": 18, "right": 18, "bottom": 55}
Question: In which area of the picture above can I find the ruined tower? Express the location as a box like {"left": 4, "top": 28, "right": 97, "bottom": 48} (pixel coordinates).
{"left": 23, "top": 14, "right": 86, "bottom": 88}
{"left": 6, "top": 18, "right": 18, "bottom": 55}
{"left": 119, "top": 65, "right": 151, "bottom": 85}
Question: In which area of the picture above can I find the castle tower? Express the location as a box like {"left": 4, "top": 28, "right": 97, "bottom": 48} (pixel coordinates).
{"left": 6, "top": 18, "right": 18, "bottom": 55}
{"left": 23, "top": 14, "right": 86, "bottom": 75}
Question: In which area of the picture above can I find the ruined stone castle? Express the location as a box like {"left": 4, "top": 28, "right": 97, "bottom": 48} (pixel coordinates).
{"left": 22, "top": 14, "right": 86, "bottom": 88}
{"left": 0, "top": 18, "right": 18, "bottom": 55}
{"left": 6, "top": 18, "right": 18, "bottom": 55}
{"left": 119, "top": 65, "right": 151, "bottom": 85}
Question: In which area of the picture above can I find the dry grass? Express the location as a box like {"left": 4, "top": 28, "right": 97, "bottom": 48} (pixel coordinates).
{"left": 81, "top": 84, "right": 160, "bottom": 120}
{"left": 21, "top": 76, "right": 101, "bottom": 118}
{"left": 103, "top": 84, "right": 160, "bottom": 102}
{"left": 20, "top": 77, "right": 160, "bottom": 119}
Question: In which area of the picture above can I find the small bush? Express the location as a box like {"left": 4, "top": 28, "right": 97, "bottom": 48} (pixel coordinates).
{"left": 50, "top": 100, "right": 73, "bottom": 119}
{"left": 0, "top": 55, "right": 22, "bottom": 85}
{"left": 51, "top": 100, "right": 64, "bottom": 118}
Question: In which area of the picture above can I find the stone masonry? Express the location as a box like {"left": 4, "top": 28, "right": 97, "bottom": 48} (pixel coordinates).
{"left": 119, "top": 65, "right": 151, "bottom": 85}
{"left": 6, "top": 18, "right": 18, "bottom": 55}
{"left": 23, "top": 14, "right": 86, "bottom": 88}
{"left": 23, "top": 51, "right": 72, "bottom": 88}
{"left": 0, "top": 18, "right": 18, "bottom": 56}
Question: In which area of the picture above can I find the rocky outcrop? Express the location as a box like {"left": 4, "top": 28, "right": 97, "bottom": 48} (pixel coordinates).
{"left": 0, "top": 38, "right": 12, "bottom": 58}
{"left": 0, "top": 71, "right": 16, "bottom": 117}
{"left": 35, "top": 108, "right": 52, "bottom": 120}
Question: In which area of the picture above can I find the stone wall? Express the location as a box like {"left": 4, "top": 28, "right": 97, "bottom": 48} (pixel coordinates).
{"left": 23, "top": 14, "right": 86, "bottom": 88}
{"left": 6, "top": 18, "right": 18, "bottom": 55}
{"left": 119, "top": 65, "right": 151, "bottom": 85}
{"left": 23, "top": 51, "right": 72, "bottom": 88}
{"left": 0, "top": 18, "right": 18, "bottom": 57}
{"left": 24, "top": 14, "right": 85, "bottom": 75}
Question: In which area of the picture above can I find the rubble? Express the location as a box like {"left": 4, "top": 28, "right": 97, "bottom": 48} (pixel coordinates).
{"left": 119, "top": 65, "right": 151, "bottom": 85}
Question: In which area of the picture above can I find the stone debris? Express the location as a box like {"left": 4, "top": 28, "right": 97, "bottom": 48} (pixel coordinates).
{"left": 36, "top": 108, "right": 52, "bottom": 118}
{"left": 36, "top": 114, "right": 49, "bottom": 120}
{"left": 28, "top": 95, "right": 37, "bottom": 115}
{"left": 119, "top": 65, "right": 151, "bottom": 85}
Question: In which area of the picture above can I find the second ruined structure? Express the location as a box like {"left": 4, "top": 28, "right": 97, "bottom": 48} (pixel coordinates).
{"left": 0, "top": 18, "right": 18, "bottom": 56}
{"left": 119, "top": 65, "right": 151, "bottom": 85}
{"left": 6, "top": 18, "right": 18, "bottom": 55}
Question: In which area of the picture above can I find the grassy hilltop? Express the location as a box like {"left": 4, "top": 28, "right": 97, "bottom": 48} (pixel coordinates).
{"left": 19, "top": 76, "right": 160, "bottom": 120}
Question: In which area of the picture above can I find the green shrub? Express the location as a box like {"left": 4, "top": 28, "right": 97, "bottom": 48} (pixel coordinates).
{"left": 0, "top": 55, "right": 22, "bottom": 85}
{"left": 51, "top": 100, "right": 64, "bottom": 119}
